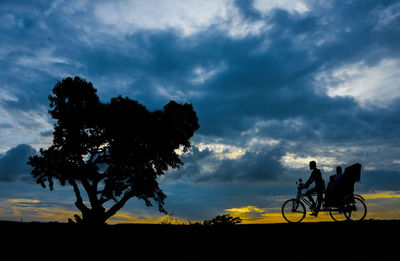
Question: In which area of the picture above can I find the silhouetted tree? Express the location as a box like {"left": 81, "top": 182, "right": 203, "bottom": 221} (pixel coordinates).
{"left": 28, "top": 76, "right": 199, "bottom": 225}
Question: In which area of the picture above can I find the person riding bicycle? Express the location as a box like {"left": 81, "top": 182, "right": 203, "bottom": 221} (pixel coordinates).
{"left": 303, "top": 161, "right": 324, "bottom": 217}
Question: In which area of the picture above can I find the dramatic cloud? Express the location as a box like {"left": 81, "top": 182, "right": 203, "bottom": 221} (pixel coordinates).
{"left": 317, "top": 58, "right": 400, "bottom": 108}
{"left": 196, "top": 148, "right": 286, "bottom": 183}
{"left": 0, "top": 144, "right": 36, "bottom": 183}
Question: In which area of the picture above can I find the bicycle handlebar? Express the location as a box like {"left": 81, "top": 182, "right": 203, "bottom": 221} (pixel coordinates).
{"left": 296, "top": 179, "right": 304, "bottom": 190}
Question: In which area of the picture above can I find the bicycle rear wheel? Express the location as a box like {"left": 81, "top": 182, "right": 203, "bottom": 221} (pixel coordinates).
{"left": 282, "top": 199, "right": 306, "bottom": 223}
{"left": 329, "top": 205, "right": 348, "bottom": 222}
{"left": 344, "top": 197, "right": 367, "bottom": 221}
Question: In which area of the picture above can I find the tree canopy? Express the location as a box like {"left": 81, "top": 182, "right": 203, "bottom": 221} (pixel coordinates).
{"left": 28, "top": 76, "right": 199, "bottom": 225}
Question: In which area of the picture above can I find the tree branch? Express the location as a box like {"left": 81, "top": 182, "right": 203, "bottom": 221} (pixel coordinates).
{"left": 81, "top": 178, "right": 103, "bottom": 210}
{"left": 99, "top": 196, "right": 112, "bottom": 205}
{"left": 105, "top": 190, "right": 134, "bottom": 220}
{"left": 70, "top": 180, "right": 89, "bottom": 214}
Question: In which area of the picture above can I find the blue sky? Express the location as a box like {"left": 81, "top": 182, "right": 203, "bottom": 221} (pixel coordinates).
{"left": 1, "top": 0, "right": 400, "bottom": 223}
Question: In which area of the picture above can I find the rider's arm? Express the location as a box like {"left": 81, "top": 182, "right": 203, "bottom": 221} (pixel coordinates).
{"left": 304, "top": 174, "right": 314, "bottom": 189}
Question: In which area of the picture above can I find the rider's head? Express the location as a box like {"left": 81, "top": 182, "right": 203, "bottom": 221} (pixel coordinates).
{"left": 309, "top": 161, "right": 316, "bottom": 170}
{"left": 336, "top": 166, "right": 342, "bottom": 174}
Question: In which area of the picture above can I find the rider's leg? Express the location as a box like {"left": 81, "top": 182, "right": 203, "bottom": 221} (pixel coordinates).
{"left": 315, "top": 190, "right": 323, "bottom": 213}
{"left": 305, "top": 188, "right": 316, "bottom": 208}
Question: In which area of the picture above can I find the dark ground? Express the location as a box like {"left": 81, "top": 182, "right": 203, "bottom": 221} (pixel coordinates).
{"left": 1, "top": 219, "right": 399, "bottom": 258}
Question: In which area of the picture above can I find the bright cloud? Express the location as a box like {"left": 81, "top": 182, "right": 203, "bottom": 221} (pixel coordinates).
{"left": 196, "top": 142, "right": 246, "bottom": 160}
{"left": 280, "top": 152, "right": 337, "bottom": 172}
{"left": 316, "top": 58, "right": 400, "bottom": 108}
{"left": 224, "top": 205, "right": 268, "bottom": 223}
{"left": 253, "top": 0, "right": 310, "bottom": 15}
{"left": 191, "top": 62, "right": 227, "bottom": 84}
{"left": 0, "top": 107, "right": 53, "bottom": 152}
{"left": 94, "top": 0, "right": 231, "bottom": 36}
{"left": 93, "top": 0, "right": 269, "bottom": 38}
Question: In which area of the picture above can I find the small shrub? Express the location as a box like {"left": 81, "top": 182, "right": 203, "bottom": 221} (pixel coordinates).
{"left": 203, "top": 214, "right": 242, "bottom": 226}
{"left": 160, "top": 215, "right": 180, "bottom": 225}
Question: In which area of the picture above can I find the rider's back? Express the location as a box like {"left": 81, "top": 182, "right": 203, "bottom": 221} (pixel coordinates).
{"left": 312, "top": 168, "right": 324, "bottom": 190}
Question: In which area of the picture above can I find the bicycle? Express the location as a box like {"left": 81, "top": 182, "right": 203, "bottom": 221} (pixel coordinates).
{"left": 281, "top": 178, "right": 367, "bottom": 223}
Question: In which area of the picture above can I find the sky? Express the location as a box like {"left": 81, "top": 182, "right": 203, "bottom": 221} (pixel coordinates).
{"left": 1, "top": 0, "right": 400, "bottom": 224}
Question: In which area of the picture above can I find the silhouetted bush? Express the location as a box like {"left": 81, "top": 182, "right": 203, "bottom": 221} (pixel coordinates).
{"left": 203, "top": 214, "right": 242, "bottom": 225}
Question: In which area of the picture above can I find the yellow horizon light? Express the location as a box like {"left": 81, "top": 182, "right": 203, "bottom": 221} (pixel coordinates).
{"left": 2, "top": 190, "right": 400, "bottom": 224}
{"left": 361, "top": 191, "right": 400, "bottom": 200}
{"left": 224, "top": 206, "right": 264, "bottom": 214}
{"left": 8, "top": 199, "right": 41, "bottom": 204}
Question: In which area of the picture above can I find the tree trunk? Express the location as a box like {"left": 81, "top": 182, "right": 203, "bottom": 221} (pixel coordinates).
{"left": 70, "top": 179, "right": 107, "bottom": 225}
{"left": 71, "top": 179, "right": 135, "bottom": 225}
{"left": 83, "top": 208, "right": 107, "bottom": 225}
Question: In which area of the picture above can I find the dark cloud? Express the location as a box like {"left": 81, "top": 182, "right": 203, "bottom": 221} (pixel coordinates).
{"left": 360, "top": 170, "right": 400, "bottom": 192}
{"left": 164, "top": 145, "right": 292, "bottom": 185}
{"left": 196, "top": 148, "right": 286, "bottom": 183}
{"left": 165, "top": 146, "right": 214, "bottom": 182}
{"left": 1, "top": 0, "right": 398, "bottom": 147}
{"left": 0, "top": 144, "right": 36, "bottom": 183}
{"left": 39, "top": 130, "right": 53, "bottom": 137}
{"left": 234, "top": 0, "right": 262, "bottom": 21}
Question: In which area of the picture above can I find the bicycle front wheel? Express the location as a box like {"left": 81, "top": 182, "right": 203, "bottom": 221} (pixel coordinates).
{"left": 282, "top": 199, "right": 306, "bottom": 223}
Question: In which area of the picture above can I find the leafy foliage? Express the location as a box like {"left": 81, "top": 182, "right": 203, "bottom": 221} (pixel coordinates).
{"left": 28, "top": 76, "right": 199, "bottom": 224}
{"left": 203, "top": 214, "right": 242, "bottom": 226}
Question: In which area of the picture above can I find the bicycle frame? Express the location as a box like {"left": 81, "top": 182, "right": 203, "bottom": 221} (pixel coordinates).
{"left": 295, "top": 180, "right": 334, "bottom": 212}
{"left": 295, "top": 180, "right": 321, "bottom": 209}
{"left": 298, "top": 194, "right": 314, "bottom": 208}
